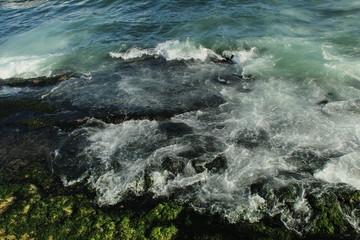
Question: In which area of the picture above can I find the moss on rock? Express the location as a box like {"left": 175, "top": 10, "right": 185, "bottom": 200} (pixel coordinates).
{"left": 16, "top": 117, "right": 54, "bottom": 130}
{"left": 1, "top": 161, "right": 358, "bottom": 240}
{"left": 149, "top": 225, "right": 178, "bottom": 240}
{"left": 144, "top": 202, "right": 184, "bottom": 223}
{"left": 307, "top": 189, "right": 359, "bottom": 238}
{"left": 0, "top": 163, "right": 184, "bottom": 240}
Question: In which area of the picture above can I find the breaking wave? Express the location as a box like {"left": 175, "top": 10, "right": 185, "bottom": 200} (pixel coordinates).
{"left": 109, "top": 39, "right": 257, "bottom": 63}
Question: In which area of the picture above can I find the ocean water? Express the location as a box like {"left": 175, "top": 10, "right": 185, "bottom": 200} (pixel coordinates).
{"left": 1, "top": 0, "right": 360, "bottom": 235}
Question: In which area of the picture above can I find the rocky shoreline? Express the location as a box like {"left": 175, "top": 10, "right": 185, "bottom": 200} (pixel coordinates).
{"left": 0, "top": 76, "right": 359, "bottom": 239}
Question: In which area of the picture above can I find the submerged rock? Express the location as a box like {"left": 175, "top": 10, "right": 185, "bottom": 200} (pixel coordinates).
{"left": 204, "top": 154, "right": 227, "bottom": 173}
{"left": 286, "top": 149, "right": 343, "bottom": 174}
{"left": 161, "top": 156, "right": 186, "bottom": 174}
{"left": 192, "top": 154, "right": 227, "bottom": 174}
{"left": 158, "top": 121, "right": 193, "bottom": 138}
{"left": 235, "top": 128, "right": 269, "bottom": 149}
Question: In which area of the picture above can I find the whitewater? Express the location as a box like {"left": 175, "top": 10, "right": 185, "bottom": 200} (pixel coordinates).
{"left": 1, "top": 0, "right": 360, "bottom": 236}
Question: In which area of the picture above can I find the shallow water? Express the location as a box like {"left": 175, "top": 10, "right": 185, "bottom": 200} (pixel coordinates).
{"left": 1, "top": 0, "right": 360, "bottom": 234}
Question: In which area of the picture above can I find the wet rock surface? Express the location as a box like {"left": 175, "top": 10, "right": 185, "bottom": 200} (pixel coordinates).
{"left": 1, "top": 74, "right": 360, "bottom": 240}
{"left": 0, "top": 126, "right": 60, "bottom": 172}
{"left": 0, "top": 74, "right": 74, "bottom": 87}
{"left": 1, "top": 159, "right": 358, "bottom": 239}
{"left": 235, "top": 128, "right": 269, "bottom": 149}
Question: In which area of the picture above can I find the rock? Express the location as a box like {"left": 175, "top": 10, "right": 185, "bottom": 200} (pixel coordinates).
{"left": 0, "top": 127, "right": 60, "bottom": 172}
{"left": 204, "top": 154, "right": 227, "bottom": 173}
{"left": 307, "top": 191, "right": 356, "bottom": 237}
{"left": 158, "top": 122, "right": 193, "bottom": 138}
{"left": 235, "top": 128, "right": 269, "bottom": 149}
{"left": 2, "top": 75, "right": 73, "bottom": 88}
{"left": 161, "top": 156, "right": 186, "bottom": 174}
{"left": 317, "top": 99, "right": 329, "bottom": 106}
{"left": 285, "top": 149, "right": 343, "bottom": 174}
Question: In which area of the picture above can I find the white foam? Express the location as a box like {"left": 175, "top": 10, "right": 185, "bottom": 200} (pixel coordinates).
{"left": 238, "top": 194, "right": 266, "bottom": 223}
{"left": 54, "top": 37, "right": 360, "bottom": 230}
{"left": 322, "top": 47, "right": 343, "bottom": 62}
{"left": 314, "top": 153, "right": 360, "bottom": 189}
{"left": 150, "top": 171, "right": 171, "bottom": 196}
{"left": 109, "top": 47, "right": 151, "bottom": 60}
{"left": 154, "top": 40, "right": 217, "bottom": 61}
{"left": 321, "top": 45, "right": 360, "bottom": 87}
{"left": 294, "top": 195, "right": 310, "bottom": 214}
{"left": 224, "top": 47, "right": 257, "bottom": 64}
{"left": 322, "top": 99, "right": 360, "bottom": 115}
{"left": 76, "top": 120, "right": 166, "bottom": 204}
{"left": 0, "top": 56, "right": 49, "bottom": 79}
{"left": 61, "top": 174, "right": 89, "bottom": 187}
{"left": 110, "top": 40, "right": 261, "bottom": 65}
{"left": 54, "top": 72, "right": 360, "bottom": 226}
{"left": 110, "top": 39, "right": 222, "bottom": 61}
{"left": 343, "top": 209, "right": 360, "bottom": 233}
{"left": 1, "top": 0, "right": 45, "bottom": 9}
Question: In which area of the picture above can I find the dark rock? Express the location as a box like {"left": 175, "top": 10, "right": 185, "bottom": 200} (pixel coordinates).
{"left": 0, "top": 126, "right": 61, "bottom": 172}
{"left": 212, "top": 74, "right": 243, "bottom": 85}
{"left": 51, "top": 133, "right": 91, "bottom": 180}
{"left": 158, "top": 122, "right": 193, "bottom": 138}
{"left": 317, "top": 99, "right": 329, "bottom": 106}
{"left": 177, "top": 136, "right": 226, "bottom": 174}
{"left": 204, "top": 154, "right": 227, "bottom": 173}
{"left": 285, "top": 149, "right": 342, "bottom": 174}
{"left": 191, "top": 155, "right": 227, "bottom": 174}
{"left": 161, "top": 156, "right": 186, "bottom": 174}
{"left": 1, "top": 74, "right": 74, "bottom": 87}
{"left": 178, "top": 146, "right": 206, "bottom": 159}
{"left": 0, "top": 99, "right": 57, "bottom": 121}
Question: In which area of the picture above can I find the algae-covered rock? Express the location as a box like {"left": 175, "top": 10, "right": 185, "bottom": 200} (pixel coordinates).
{"left": 144, "top": 201, "right": 184, "bottom": 223}
{"left": 0, "top": 162, "right": 185, "bottom": 240}
{"left": 307, "top": 189, "right": 359, "bottom": 238}
{"left": 8, "top": 163, "right": 55, "bottom": 190}
{"left": 149, "top": 225, "right": 178, "bottom": 240}
{"left": 1, "top": 159, "right": 359, "bottom": 240}
{"left": 0, "top": 196, "right": 16, "bottom": 215}
{"left": 16, "top": 117, "right": 54, "bottom": 130}
{"left": 312, "top": 198, "right": 349, "bottom": 234}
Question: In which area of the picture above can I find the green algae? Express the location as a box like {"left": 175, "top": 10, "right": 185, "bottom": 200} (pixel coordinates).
{"left": 15, "top": 117, "right": 54, "bottom": 130}
{"left": 312, "top": 198, "right": 349, "bottom": 235}
{"left": 149, "top": 225, "right": 178, "bottom": 240}
{"left": 144, "top": 202, "right": 183, "bottom": 222}
{"left": 0, "top": 163, "right": 183, "bottom": 240}
{"left": 308, "top": 189, "right": 359, "bottom": 238}
{"left": 1, "top": 161, "right": 358, "bottom": 240}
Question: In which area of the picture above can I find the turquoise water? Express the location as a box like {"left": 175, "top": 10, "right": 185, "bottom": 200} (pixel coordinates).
{"left": 1, "top": 0, "right": 359, "bottom": 79}
{"left": 1, "top": 0, "right": 360, "bottom": 235}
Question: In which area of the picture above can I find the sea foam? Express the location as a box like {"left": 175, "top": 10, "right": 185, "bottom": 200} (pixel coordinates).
{"left": 0, "top": 56, "right": 49, "bottom": 79}
{"left": 109, "top": 39, "right": 257, "bottom": 63}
